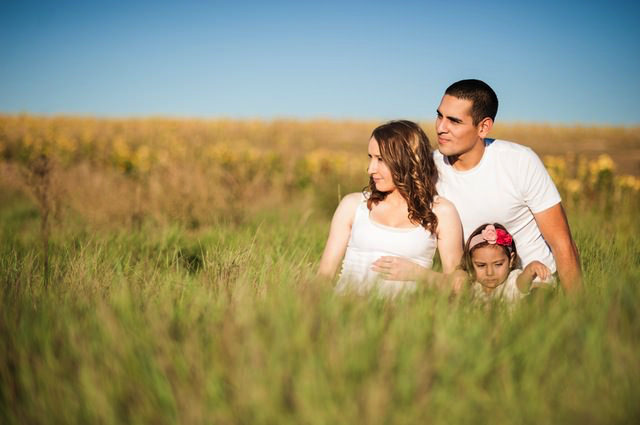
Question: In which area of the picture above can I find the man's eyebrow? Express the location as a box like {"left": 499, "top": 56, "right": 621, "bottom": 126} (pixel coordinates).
{"left": 437, "top": 109, "right": 463, "bottom": 123}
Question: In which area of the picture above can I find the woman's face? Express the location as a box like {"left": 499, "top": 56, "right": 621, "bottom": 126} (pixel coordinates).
{"left": 367, "top": 137, "right": 395, "bottom": 192}
{"left": 471, "top": 245, "right": 513, "bottom": 289}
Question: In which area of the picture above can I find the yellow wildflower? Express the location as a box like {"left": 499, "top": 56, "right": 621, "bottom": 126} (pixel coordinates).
{"left": 565, "top": 179, "right": 582, "bottom": 194}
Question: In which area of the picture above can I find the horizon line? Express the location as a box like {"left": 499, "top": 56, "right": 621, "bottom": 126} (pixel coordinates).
{"left": 1, "top": 112, "right": 638, "bottom": 129}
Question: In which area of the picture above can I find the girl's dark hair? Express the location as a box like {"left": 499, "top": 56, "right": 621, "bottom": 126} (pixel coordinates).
{"left": 461, "top": 223, "right": 521, "bottom": 280}
{"left": 365, "top": 120, "right": 438, "bottom": 232}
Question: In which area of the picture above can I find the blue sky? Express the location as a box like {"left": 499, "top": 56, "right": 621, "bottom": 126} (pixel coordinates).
{"left": 1, "top": 0, "right": 639, "bottom": 124}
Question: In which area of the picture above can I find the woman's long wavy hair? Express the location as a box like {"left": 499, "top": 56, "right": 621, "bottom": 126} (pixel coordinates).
{"left": 366, "top": 120, "right": 439, "bottom": 232}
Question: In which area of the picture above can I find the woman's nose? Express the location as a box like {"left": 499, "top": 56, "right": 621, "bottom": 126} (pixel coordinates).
{"left": 368, "top": 158, "right": 376, "bottom": 174}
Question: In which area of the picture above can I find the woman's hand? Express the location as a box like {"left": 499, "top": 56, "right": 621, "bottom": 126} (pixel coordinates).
{"left": 449, "top": 269, "right": 469, "bottom": 295}
{"left": 371, "top": 256, "right": 423, "bottom": 281}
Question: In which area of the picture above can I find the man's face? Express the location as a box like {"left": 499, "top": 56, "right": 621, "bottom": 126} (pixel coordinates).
{"left": 435, "top": 95, "right": 483, "bottom": 157}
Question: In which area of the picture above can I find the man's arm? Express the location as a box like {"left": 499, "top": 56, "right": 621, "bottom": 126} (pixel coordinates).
{"left": 533, "top": 203, "right": 582, "bottom": 292}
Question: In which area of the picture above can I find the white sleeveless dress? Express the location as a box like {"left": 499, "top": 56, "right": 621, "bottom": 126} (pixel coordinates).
{"left": 335, "top": 193, "right": 438, "bottom": 297}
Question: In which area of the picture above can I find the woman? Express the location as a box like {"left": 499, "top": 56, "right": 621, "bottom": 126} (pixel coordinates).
{"left": 317, "top": 120, "right": 463, "bottom": 297}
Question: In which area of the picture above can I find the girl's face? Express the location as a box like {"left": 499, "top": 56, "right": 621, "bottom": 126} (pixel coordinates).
{"left": 367, "top": 137, "right": 395, "bottom": 192}
{"left": 471, "top": 245, "right": 513, "bottom": 289}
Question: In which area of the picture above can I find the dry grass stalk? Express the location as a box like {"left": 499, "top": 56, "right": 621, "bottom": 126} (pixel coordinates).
{"left": 25, "top": 154, "right": 54, "bottom": 288}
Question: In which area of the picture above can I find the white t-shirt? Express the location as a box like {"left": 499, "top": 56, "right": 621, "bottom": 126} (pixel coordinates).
{"left": 434, "top": 139, "right": 561, "bottom": 272}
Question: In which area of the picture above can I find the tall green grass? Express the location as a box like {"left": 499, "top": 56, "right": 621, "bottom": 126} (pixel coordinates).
{"left": 1, "top": 189, "right": 639, "bottom": 424}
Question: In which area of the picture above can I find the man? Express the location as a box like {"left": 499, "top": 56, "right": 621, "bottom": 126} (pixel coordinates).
{"left": 434, "top": 79, "right": 582, "bottom": 292}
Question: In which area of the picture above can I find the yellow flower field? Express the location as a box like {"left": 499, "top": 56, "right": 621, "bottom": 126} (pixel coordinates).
{"left": 1, "top": 114, "right": 639, "bottom": 226}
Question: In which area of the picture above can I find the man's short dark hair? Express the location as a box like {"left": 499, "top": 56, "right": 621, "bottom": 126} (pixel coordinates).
{"left": 445, "top": 79, "right": 498, "bottom": 125}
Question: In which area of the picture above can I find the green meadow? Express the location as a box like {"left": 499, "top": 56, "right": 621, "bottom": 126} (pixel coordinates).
{"left": 1, "top": 117, "right": 639, "bottom": 424}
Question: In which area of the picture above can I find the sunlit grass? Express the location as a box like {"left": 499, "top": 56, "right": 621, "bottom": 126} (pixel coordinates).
{"left": 1, "top": 116, "right": 639, "bottom": 424}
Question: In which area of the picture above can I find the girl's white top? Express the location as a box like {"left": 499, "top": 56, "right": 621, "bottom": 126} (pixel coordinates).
{"left": 335, "top": 193, "right": 437, "bottom": 297}
{"left": 471, "top": 269, "right": 527, "bottom": 304}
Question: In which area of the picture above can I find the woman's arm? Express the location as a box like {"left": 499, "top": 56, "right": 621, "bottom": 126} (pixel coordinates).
{"left": 433, "top": 197, "right": 464, "bottom": 274}
{"left": 317, "top": 193, "right": 361, "bottom": 279}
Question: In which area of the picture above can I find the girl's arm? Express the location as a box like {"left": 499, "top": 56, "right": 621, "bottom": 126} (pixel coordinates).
{"left": 432, "top": 197, "right": 464, "bottom": 274}
{"left": 317, "top": 193, "right": 361, "bottom": 279}
{"left": 516, "top": 261, "right": 551, "bottom": 293}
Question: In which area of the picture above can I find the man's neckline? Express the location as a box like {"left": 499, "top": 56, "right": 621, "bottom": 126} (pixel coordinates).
{"left": 446, "top": 138, "right": 496, "bottom": 174}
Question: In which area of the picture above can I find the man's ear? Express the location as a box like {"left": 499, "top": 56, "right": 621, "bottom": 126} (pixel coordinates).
{"left": 477, "top": 117, "right": 493, "bottom": 138}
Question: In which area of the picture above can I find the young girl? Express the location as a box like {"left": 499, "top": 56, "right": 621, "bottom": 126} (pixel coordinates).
{"left": 461, "top": 223, "right": 551, "bottom": 304}
{"left": 317, "top": 120, "right": 463, "bottom": 297}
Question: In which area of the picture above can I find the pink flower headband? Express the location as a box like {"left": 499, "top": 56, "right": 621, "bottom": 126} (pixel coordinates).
{"left": 468, "top": 224, "right": 513, "bottom": 250}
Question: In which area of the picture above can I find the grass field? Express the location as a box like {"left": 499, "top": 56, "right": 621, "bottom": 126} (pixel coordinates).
{"left": 1, "top": 116, "right": 639, "bottom": 424}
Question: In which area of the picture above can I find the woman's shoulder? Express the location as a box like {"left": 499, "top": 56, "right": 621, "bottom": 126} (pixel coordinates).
{"left": 341, "top": 192, "right": 366, "bottom": 205}
{"left": 431, "top": 196, "right": 463, "bottom": 237}
{"left": 431, "top": 195, "right": 459, "bottom": 217}
{"left": 329, "top": 192, "right": 365, "bottom": 228}
{"left": 334, "top": 192, "right": 365, "bottom": 217}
